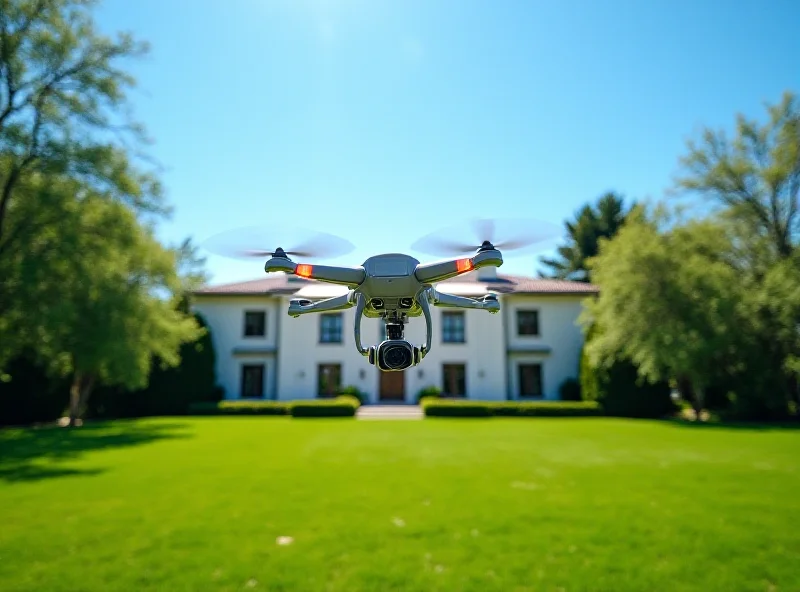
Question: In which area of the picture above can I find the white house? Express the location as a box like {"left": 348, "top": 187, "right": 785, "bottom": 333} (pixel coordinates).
{"left": 191, "top": 266, "right": 598, "bottom": 404}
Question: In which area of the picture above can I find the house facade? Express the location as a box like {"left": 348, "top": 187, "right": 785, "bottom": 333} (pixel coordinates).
{"left": 191, "top": 267, "right": 598, "bottom": 404}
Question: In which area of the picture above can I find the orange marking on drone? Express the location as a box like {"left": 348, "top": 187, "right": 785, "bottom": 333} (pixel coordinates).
{"left": 456, "top": 258, "right": 474, "bottom": 272}
{"left": 295, "top": 264, "right": 314, "bottom": 278}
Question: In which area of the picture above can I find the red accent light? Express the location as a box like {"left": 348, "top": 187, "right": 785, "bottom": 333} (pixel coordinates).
{"left": 456, "top": 258, "right": 474, "bottom": 272}
{"left": 295, "top": 264, "right": 313, "bottom": 278}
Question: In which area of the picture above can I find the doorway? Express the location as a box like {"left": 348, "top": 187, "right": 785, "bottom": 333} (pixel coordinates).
{"left": 379, "top": 370, "right": 405, "bottom": 402}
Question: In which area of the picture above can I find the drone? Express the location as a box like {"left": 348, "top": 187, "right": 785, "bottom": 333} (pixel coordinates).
{"left": 202, "top": 218, "right": 558, "bottom": 372}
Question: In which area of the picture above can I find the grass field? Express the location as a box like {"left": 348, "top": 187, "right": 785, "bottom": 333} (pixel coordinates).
{"left": 1, "top": 417, "right": 798, "bottom": 591}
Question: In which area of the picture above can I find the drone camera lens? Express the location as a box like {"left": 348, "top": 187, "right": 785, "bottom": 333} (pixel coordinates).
{"left": 399, "top": 297, "right": 413, "bottom": 308}
{"left": 371, "top": 298, "right": 384, "bottom": 309}
{"left": 378, "top": 340, "right": 414, "bottom": 371}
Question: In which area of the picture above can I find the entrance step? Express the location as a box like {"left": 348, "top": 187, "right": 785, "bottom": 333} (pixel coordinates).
{"left": 357, "top": 405, "right": 423, "bottom": 420}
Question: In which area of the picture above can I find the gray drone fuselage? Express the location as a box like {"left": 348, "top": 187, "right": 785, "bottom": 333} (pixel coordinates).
{"left": 264, "top": 248, "right": 503, "bottom": 370}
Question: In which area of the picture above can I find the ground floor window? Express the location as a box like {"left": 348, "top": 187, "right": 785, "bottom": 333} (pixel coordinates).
{"left": 318, "top": 363, "right": 342, "bottom": 397}
{"left": 442, "top": 363, "right": 466, "bottom": 397}
{"left": 241, "top": 364, "right": 265, "bottom": 398}
{"left": 518, "top": 363, "right": 543, "bottom": 397}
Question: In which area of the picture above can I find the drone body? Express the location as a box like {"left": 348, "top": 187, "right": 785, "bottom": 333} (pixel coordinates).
{"left": 264, "top": 244, "right": 503, "bottom": 372}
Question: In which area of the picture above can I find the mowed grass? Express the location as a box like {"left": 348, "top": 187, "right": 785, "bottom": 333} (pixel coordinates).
{"left": 1, "top": 417, "right": 799, "bottom": 591}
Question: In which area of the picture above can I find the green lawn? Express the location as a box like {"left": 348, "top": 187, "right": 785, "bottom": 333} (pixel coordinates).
{"left": 1, "top": 417, "right": 798, "bottom": 591}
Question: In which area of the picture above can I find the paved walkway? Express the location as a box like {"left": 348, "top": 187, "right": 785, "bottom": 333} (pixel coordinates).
{"left": 356, "top": 405, "right": 424, "bottom": 420}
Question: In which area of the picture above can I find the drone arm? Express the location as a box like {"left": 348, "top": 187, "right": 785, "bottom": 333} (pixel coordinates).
{"left": 414, "top": 249, "right": 502, "bottom": 284}
{"left": 353, "top": 292, "right": 369, "bottom": 356}
{"left": 265, "top": 257, "right": 366, "bottom": 287}
{"left": 418, "top": 288, "right": 434, "bottom": 358}
{"left": 288, "top": 290, "right": 356, "bottom": 317}
{"left": 430, "top": 288, "right": 500, "bottom": 314}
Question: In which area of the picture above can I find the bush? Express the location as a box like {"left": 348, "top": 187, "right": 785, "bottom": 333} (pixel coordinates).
{"left": 0, "top": 353, "right": 69, "bottom": 426}
{"left": 289, "top": 395, "right": 360, "bottom": 417}
{"left": 558, "top": 377, "right": 582, "bottom": 401}
{"left": 421, "top": 399, "right": 602, "bottom": 417}
{"left": 416, "top": 385, "right": 441, "bottom": 404}
{"left": 187, "top": 400, "right": 289, "bottom": 415}
{"left": 492, "top": 401, "right": 602, "bottom": 416}
{"left": 87, "top": 312, "right": 221, "bottom": 419}
{"left": 580, "top": 326, "right": 677, "bottom": 419}
{"left": 337, "top": 385, "right": 368, "bottom": 405}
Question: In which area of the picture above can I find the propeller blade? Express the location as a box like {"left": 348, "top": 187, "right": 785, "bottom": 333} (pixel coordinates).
{"left": 410, "top": 217, "right": 561, "bottom": 257}
{"left": 201, "top": 225, "right": 356, "bottom": 261}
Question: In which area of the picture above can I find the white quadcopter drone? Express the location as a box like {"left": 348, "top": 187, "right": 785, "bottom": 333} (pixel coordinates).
{"left": 203, "top": 218, "right": 557, "bottom": 372}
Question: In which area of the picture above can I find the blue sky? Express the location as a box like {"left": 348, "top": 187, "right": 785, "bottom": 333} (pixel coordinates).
{"left": 95, "top": 0, "right": 799, "bottom": 285}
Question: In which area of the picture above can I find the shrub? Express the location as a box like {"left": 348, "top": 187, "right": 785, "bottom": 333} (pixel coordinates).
{"left": 0, "top": 353, "right": 69, "bottom": 426}
{"left": 558, "top": 377, "right": 582, "bottom": 401}
{"left": 416, "top": 385, "right": 441, "bottom": 404}
{"left": 87, "top": 312, "right": 221, "bottom": 419}
{"left": 422, "top": 400, "right": 492, "bottom": 417}
{"left": 580, "top": 325, "right": 677, "bottom": 419}
{"left": 289, "top": 395, "right": 360, "bottom": 417}
{"left": 337, "top": 385, "right": 368, "bottom": 405}
{"left": 421, "top": 399, "right": 602, "bottom": 418}
{"left": 187, "top": 400, "right": 289, "bottom": 415}
{"left": 492, "top": 401, "right": 602, "bottom": 416}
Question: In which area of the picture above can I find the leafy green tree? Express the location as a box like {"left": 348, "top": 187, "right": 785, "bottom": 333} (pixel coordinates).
{"left": 0, "top": 0, "right": 164, "bottom": 329}
{"left": 580, "top": 206, "right": 745, "bottom": 417}
{"left": 674, "top": 90, "right": 800, "bottom": 415}
{"left": 539, "top": 191, "right": 631, "bottom": 282}
{"left": 9, "top": 179, "right": 202, "bottom": 425}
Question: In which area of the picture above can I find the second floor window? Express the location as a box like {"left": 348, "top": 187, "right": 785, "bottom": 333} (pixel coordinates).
{"left": 441, "top": 311, "right": 465, "bottom": 343}
{"left": 320, "top": 313, "right": 343, "bottom": 343}
{"left": 244, "top": 311, "right": 266, "bottom": 337}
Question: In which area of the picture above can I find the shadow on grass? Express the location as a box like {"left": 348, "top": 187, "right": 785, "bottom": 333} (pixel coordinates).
{"left": 0, "top": 420, "right": 193, "bottom": 483}
{"left": 663, "top": 418, "right": 800, "bottom": 432}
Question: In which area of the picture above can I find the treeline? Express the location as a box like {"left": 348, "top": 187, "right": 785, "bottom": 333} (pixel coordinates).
{"left": 542, "top": 92, "right": 800, "bottom": 421}
{"left": 0, "top": 0, "right": 217, "bottom": 426}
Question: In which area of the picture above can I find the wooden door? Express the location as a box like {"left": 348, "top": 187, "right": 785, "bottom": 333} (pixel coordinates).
{"left": 379, "top": 370, "right": 405, "bottom": 401}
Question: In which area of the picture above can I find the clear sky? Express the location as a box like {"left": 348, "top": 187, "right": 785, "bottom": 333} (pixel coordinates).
{"left": 94, "top": 0, "right": 799, "bottom": 285}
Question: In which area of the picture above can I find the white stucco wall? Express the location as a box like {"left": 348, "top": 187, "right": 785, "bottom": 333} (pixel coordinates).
{"left": 502, "top": 295, "right": 588, "bottom": 399}
{"left": 274, "top": 296, "right": 384, "bottom": 401}
{"left": 192, "top": 295, "right": 281, "bottom": 399}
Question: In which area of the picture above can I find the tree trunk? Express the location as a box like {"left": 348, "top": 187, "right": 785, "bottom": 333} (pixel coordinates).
{"left": 68, "top": 372, "right": 95, "bottom": 427}
{"left": 677, "top": 375, "right": 703, "bottom": 420}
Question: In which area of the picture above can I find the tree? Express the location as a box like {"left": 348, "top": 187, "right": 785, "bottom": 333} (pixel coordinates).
{"left": 674, "top": 90, "right": 800, "bottom": 415}
{"left": 0, "top": 0, "right": 164, "bottom": 319}
{"left": 10, "top": 178, "right": 202, "bottom": 425}
{"left": 580, "top": 206, "right": 745, "bottom": 417}
{"left": 539, "top": 191, "right": 631, "bottom": 282}
{"left": 675, "top": 91, "right": 799, "bottom": 260}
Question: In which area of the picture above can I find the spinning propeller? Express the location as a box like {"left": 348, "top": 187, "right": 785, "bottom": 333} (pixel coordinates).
{"left": 200, "top": 225, "right": 356, "bottom": 261}
{"left": 409, "top": 217, "right": 561, "bottom": 257}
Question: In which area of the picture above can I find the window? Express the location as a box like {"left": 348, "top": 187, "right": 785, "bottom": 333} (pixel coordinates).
{"left": 243, "top": 311, "right": 266, "bottom": 337}
{"left": 442, "top": 364, "right": 466, "bottom": 397}
{"left": 241, "top": 364, "right": 265, "bottom": 398}
{"left": 318, "top": 364, "right": 342, "bottom": 397}
{"left": 319, "top": 313, "right": 343, "bottom": 343}
{"left": 441, "top": 311, "right": 465, "bottom": 343}
{"left": 516, "top": 310, "right": 539, "bottom": 336}
{"left": 519, "top": 363, "right": 543, "bottom": 397}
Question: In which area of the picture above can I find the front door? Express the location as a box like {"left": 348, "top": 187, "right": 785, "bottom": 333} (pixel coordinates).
{"left": 379, "top": 370, "right": 405, "bottom": 402}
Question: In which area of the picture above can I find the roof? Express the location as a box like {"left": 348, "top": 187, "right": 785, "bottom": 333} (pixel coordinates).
{"left": 193, "top": 270, "right": 598, "bottom": 296}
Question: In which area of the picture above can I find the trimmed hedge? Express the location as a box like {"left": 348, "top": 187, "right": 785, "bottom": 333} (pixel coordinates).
{"left": 187, "top": 400, "right": 289, "bottom": 415}
{"left": 289, "top": 395, "right": 361, "bottom": 417}
{"left": 421, "top": 399, "right": 602, "bottom": 417}
{"left": 188, "top": 395, "right": 361, "bottom": 418}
